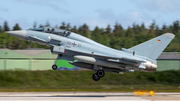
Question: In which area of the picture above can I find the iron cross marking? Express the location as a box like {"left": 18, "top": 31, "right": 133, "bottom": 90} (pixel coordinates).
{"left": 72, "top": 42, "right": 76, "bottom": 47}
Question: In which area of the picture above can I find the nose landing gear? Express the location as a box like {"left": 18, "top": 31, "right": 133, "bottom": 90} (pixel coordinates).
{"left": 52, "top": 64, "right": 57, "bottom": 70}
{"left": 52, "top": 59, "right": 58, "bottom": 70}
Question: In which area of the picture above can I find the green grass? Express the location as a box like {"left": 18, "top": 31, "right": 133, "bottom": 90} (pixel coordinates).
{"left": 0, "top": 70, "right": 180, "bottom": 92}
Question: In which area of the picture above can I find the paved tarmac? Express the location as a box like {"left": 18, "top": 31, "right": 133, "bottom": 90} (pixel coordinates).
{"left": 0, "top": 92, "right": 180, "bottom": 101}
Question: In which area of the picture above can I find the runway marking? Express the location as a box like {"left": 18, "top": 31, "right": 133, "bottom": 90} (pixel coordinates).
{"left": 0, "top": 92, "right": 179, "bottom": 100}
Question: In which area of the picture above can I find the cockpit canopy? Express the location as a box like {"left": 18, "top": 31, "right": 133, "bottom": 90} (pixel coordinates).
{"left": 33, "top": 28, "right": 44, "bottom": 32}
{"left": 32, "top": 27, "right": 71, "bottom": 37}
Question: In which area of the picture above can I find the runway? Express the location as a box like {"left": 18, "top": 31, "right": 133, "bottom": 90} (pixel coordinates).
{"left": 0, "top": 92, "right": 180, "bottom": 101}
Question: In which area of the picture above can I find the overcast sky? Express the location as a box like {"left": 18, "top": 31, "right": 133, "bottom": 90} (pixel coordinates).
{"left": 1, "top": 0, "right": 180, "bottom": 30}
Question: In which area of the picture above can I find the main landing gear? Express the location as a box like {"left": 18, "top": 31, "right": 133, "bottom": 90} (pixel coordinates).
{"left": 92, "top": 70, "right": 105, "bottom": 81}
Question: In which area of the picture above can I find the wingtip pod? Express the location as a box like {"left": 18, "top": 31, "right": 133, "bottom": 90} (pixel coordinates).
{"left": 164, "top": 33, "right": 175, "bottom": 38}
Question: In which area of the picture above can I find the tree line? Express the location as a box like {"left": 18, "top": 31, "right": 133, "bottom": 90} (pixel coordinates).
{"left": 0, "top": 20, "right": 180, "bottom": 52}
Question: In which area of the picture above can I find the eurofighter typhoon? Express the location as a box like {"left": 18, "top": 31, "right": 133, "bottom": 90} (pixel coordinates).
{"left": 6, "top": 27, "right": 175, "bottom": 81}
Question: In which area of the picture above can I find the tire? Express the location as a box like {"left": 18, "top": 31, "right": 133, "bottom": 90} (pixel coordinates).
{"left": 92, "top": 73, "right": 100, "bottom": 81}
{"left": 97, "top": 70, "right": 105, "bottom": 78}
{"left": 52, "top": 64, "right": 57, "bottom": 70}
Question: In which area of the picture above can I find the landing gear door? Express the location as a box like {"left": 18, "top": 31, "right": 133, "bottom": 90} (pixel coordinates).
{"left": 51, "top": 46, "right": 65, "bottom": 54}
{"left": 49, "top": 39, "right": 61, "bottom": 46}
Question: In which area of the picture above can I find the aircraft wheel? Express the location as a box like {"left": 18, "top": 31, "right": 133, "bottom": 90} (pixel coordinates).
{"left": 92, "top": 73, "right": 100, "bottom": 81}
{"left": 52, "top": 64, "right": 57, "bottom": 70}
{"left": 97, "top": 70, "right": 105, "bottom": 78}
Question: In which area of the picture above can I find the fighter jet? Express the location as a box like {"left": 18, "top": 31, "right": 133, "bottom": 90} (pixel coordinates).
{"left": 6, "top": 27, "right": 175, "bottom": 81}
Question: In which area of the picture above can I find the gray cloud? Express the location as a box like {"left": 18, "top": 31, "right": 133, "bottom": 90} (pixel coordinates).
{"left": 134, "top": 0, "right": 180, "bottom": 13}
{"left": 95, "top": 9, "right": 116, "bottom": 20}
{"left": 0, "top": 7, "right": 9, "bottom": 12}
{"left": 15, "top": 0, "right": 69, "bottom": 13}
{"left": 44, "top": 3, "right": 70, "bottom": 13}
{"left": 0, "top": 17, "right": 4, "bottom": 25}
{"left": 15, "top": 0, "right": 63, "bottom": 3}
{"left": 7, "top": 17, "right": 30, "bottom": 30}
{"left": 95, "top": 8, "right": 152, "bottom": 29}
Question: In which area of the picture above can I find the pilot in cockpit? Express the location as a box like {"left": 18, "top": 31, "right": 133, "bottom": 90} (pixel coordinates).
{"left": 63, "top": 31, "right": 66, "bottom": 35}
{"left": 65, "top": 32, "right": 71, "bottom": 37}
{"left": 47, "top": 28, "right": 50, "bottom": 32}
{"left": 51, "top": 28, "right": 55, "bottom": 33}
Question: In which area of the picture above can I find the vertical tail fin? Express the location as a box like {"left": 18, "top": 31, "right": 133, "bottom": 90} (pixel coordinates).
{"left": 129, "top": 33, "right": 175, "bottom": 60}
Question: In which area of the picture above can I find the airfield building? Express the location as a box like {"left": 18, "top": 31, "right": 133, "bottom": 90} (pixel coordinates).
{"left": 0, "top": 48, "right": 179, "bottom": 71}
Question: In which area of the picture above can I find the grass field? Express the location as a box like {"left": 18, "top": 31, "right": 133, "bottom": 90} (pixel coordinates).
{"left": 0, "top": 70, "right": 180, "bottom": 92}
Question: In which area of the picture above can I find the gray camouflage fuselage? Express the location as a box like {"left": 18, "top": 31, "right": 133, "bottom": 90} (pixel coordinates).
{"left": 6, "top": 27, "right": 175, "bottom": 74}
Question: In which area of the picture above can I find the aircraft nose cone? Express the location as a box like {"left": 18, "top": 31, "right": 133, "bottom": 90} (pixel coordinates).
{"left": 6, "top": 30, "right": 27, "bottom": 40}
